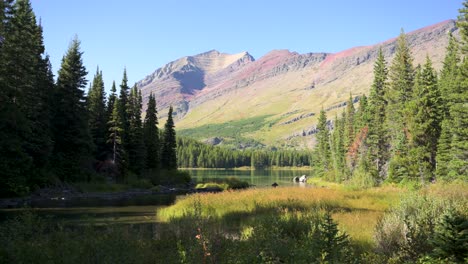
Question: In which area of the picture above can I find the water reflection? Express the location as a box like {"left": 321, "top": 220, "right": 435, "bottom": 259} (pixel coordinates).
{"left": 186, "top": 169, "right": 312, "bottom": 188}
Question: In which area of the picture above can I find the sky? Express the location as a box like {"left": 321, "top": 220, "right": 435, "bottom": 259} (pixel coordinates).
{"left": 31, "top": 0, "right": 461, "bottom": 92}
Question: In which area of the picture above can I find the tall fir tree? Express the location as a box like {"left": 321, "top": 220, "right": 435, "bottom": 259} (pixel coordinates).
{"left": 107, "top": 101, "right": 125, "bottom": 182}
{"left": 366, "top": 48, "right": 388, "bottom": 181}
{"left": 0, "top": 0, "right": 53, "bottom": 195}
{"left": 87, "top": 67, "right": 107, "bottom": 160}
{"left": 0, "top": 0, "right": 30, "bottom": 196}
{"left": 161, "top": 106, "right": 177, "bottom": 170}
{"left": 106, "top": 81, "right": 117, "bottom": 125}
{"left": 143, "top": 93, "right": 160, "bottom": 169}
{"left": 441, "top": 5, "right": 468, "bottom": 179}
{"left": 51, "top": 37, "right": 93, "bottom": 182}
{"left": 331, "top": 113, "right": 345, "bottom": 180}
{"left": 315, "top": 109, "right": 331, "bottom": 177}
{"left": 343, "top": 94, "right": 355, "bottom": 149}
{"left": 408, "top": 57, "right": 442, "bottom": 181}
{"left": 118, "top": 69, "right": 130, "bottom": 154}
{"left": 127, "top": 85, "right": 145, "bottom": 174}
{"left": 385, "top": 30, "right": 415, "bottom": 182}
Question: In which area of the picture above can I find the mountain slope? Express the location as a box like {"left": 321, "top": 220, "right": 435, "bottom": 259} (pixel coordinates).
{"left": 137, "top": 20, "right": 457, "bottom": 148}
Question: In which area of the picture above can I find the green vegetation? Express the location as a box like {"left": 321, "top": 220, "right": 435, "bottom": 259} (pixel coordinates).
{"left": 178, "top": 115, "right": 272, "bottom": 147}
{"left": 2, "top": 183, "right": 466, "bottom": 263}
{"left": 195, "top": 177, "right": 249, "bottom": 191}
{"left": 310, "top": 7, "right": 468, "bottom": 186}
{"left": 177, "top": 137, "right": 313, "bottom": 169}
{"left": 0, "top": 0, "right": 186, "bottom": 197}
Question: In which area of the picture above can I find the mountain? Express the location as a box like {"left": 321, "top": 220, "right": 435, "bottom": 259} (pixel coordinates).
{"left": 137, "top": 20, "right": 457, "bottom": 148}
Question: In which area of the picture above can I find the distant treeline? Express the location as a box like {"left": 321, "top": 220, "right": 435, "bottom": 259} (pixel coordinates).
{"left": 177, "top": 137, "right": 312, "bottom": 169}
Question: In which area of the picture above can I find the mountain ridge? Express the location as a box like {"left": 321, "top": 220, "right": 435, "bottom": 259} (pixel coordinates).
{"left": 137, "top": 19, "right": 457, "bottom": 148}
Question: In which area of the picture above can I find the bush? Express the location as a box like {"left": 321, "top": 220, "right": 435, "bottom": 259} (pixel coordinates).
{"left": 374, "top": 194, "right": 467, "bottom": 262}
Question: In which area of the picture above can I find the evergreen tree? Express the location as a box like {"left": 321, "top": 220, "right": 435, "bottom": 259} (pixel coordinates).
{"left": 0, "top": 0, "right": 54, "bottom": 194}
{"left": 118, "top": 69, "right": 130, "bottom": 153}
{"left": 344, "top": 94, "right": 355, "bottom": 149}
{"left": 87, "top": 67, "right": 107, "bottom": 160}
{"left": 143, "top": 93, "right": 160, "bottom": 169}
{"left": 107, "top": 101, "right": 124, "bottom": 181}
{"left": 106, "top": 81, "right": 117, "bottom": 124}
{"left": 127, "top": 85, "right": 145, "bottom": 174}
{"left": 356, "top": 94, "right": 370, "bottom": 128}
{"left": 51, "top": 37, "right": 93, "bottom": 182}
{"left": 442, "top": 8, "right": 468, "bottom": 179}
{"left": 445, "top": 58, "right": 468, "bottom": 179}
{"left": 161, "top": 106, "right": 177, "bottom": 170}
{"left": 367, "top": 48, "right": 388, "bottom": 180}
{"left": 408, "top": 57, "right": 442, "bottom": 181}
{"left": 331, "top": 114, "right": 345, "bottom": 179}
{"left": 385, "top": 30, "right": 415, "bottom": 182}
{"left": 315, "top": 109, "right": 331, "bottom": 176}
{"left": 438, "top": 34, "right": 460, "bottom": 118}
{"left": 431, "top": 211, "right": 468, "bottom": 262}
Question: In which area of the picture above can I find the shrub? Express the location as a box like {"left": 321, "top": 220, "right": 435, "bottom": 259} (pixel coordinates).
{"left": 374, "top": 193, "right": 467, "bottom": 262}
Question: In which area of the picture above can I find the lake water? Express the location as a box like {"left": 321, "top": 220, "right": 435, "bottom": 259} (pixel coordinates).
{"left": 0, "top": 169, "right": 312, "bottom": 224}
{"left": 188, "top": 169, "right": 313, "bottom": 187}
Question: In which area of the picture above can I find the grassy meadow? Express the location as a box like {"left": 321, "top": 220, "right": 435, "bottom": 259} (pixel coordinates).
{"left": 1, "top": 181, "right": 466, "bottom": 263}
{"left": 159, "top": 183, "right": 406, "bottom": 247}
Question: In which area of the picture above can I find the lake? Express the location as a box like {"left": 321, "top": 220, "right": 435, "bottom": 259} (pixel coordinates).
{"left": 0, "top": 169, "right": 312, "bottom": 224}
{"left": 187, "top": 168, "right": 313, "bottom": 187}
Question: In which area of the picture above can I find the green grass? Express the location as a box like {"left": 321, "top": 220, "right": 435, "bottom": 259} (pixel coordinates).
{"left": 2, "top": 182, "right": 466, "bottom": 263}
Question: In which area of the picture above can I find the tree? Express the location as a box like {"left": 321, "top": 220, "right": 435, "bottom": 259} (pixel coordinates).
{"left": 331, "top": 113, "right": 345, "bottom": 179}
{"left": 408, "top": 57, "right": 442, "bottom": 182}
{"left": 385, "top": 30, "right": 415, "bottom": 182}
{"left": 127, "top": 85, "right": 145, "bottom": 174}
{"left": 51, "top": 37, "right": 93, "bottom": 182}
{"left": 107, "top": 101, "right": 125, "bottom": 181}
{"left": 344, "top": 94, "right": 355, "bottom": 149}
{"left": 161, "top": 106, "right": 177, "bottom": 170}
{"left": 0, "top": 0, "right": 55, "bottom": 195}
{"left": 87, "top": 67, "right": 107, "bottom": 160}
{"left": 106, "top": 81, "right": 117, "bottom": 125}
{"left": 367, "top": 48, "right": 388, "bottom": 181}
{"left": 118, "top": 69, "right": 130, "bottom": 153}
{"left": 315, "top": 109, "right": 331, "bottom": 176}
{"left": 143, "top": 93, "right": 160, "bottom": 169}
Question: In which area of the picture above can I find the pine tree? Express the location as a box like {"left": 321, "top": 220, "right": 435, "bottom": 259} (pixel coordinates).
{"left": 161, "top": 106, "right": 177, "bottom": 170}
{"left": 408, "top": 57, "right": 442, "bottom": 182}
{"left": 356, "top": 94, "right": 370, "bottom": 128}
{"left": 107, "top": 81, "right": 117, "bottom": 124}
{"left": 439, "top": 34, "right": 460, "bottom": 118}
{"left": 143, "top": 93, "right": 160, "bottom": 169}
{"left": 385, "top": 30, "right": 415, "bottom": 182}
{"left": 442, "top": 7, "right": 468, "bottom": 179}
{"left": 51, "top": 37, "right": 93, "bottom": 182}
{"left": 118, "top": 69, "right": 130, "bottom": 153}
{"left": 87, "top": 67, "right": 107, "bottom": 160}
{"left": 127, "top": 85, "right": 145, "bottom": 174}
{"left": 344, "top": 94, "right": 355, "bottom": 149}
{"left": 446, "top": 58, "right": 468, "bottom": 179}
{"left": 315, "top": 109, "right": 331, "bottom": 176}
{"left": 0, "top": 0, "right": 54, "bottom": 194}
{"left": 107, "top": 101, "right": 124, "bottom": 181}
{"left": 367, "top": 48, "right": 388, "bottom": 181}
{"left": 331, "top": 114, "right": 345, "bottom": 179}
{"left": 431, "top": 211, "right": 468, "bottom": 262}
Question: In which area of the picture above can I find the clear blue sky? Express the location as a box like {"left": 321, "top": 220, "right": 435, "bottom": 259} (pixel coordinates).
{"left": 31, "top": 0, "right": 461, "bottom": 92}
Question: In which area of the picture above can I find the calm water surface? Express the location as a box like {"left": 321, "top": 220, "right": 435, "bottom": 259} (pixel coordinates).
{"left": 0, "top": 169, "right": 312, "bottom": 224}
{"left": 188, "top": 169, "right": 313, "bottom": 187}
